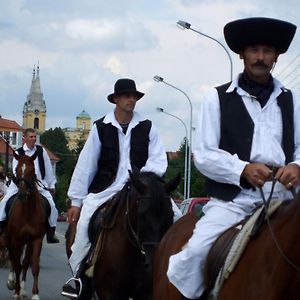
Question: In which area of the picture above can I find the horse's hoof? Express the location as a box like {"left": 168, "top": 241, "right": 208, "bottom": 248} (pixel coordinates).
{"left": 7, "top": 279, "right": 15, "bottom": 290}
{"left": 7, "top": 272, "right": 15, "bottom": 290}
{"left": 20, "top": 281, "right": 27, "bottom": 298}
{"left": 31, "top": 294, "right": 40, "bottom": 300}
{"left": 20, "top": 290, "right": 28, "bottom": 298}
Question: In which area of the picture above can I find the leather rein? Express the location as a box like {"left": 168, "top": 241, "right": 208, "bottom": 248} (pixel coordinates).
{"left": 258, "top": 177, "right": 300, "bottom": 272}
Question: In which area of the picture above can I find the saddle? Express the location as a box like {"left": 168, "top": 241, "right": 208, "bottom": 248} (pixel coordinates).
{"left": 5, "top": 193, "right": 50, "bottom": 219}
{"left": 203, "top": 200, "right": 283, "bottom": 299}
{"left": 87, "top": 194, "right": 121, "bottom": 243}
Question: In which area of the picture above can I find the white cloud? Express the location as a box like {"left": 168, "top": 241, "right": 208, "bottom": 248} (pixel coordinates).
{"left": 104, "top": 56, "right": 127, "bottom": 75}
{"left": 65, "top": 19, "right": 117, "bottom": 41}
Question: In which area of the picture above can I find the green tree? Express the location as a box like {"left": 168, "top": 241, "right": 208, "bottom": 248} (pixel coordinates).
{"left": 41, "top": 128, "right": 76, "bottom": 177}
{"left": 164, "top": 138, "right": 206, "bottom": 200}
{"left": 41, "top": 128, "right": 77, "bottom": 212}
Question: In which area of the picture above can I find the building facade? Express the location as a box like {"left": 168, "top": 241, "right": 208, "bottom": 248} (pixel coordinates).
{"left": 63, "top": 110, "right": 91, "bottom": 150}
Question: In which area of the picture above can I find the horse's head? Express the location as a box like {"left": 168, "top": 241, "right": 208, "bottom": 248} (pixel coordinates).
{"left": 128, "top": 171, "right": 180, "bottom": 267}
{"left": 13, "top": 151, "right": 38, "bottom": 199}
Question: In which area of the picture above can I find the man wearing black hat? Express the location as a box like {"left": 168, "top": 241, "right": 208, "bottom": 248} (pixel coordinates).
{"left": 167, "top": 17, "right": 300, "bottom": 299}
{"left": 62, "top": 78, "right": 180, "bottom": 298}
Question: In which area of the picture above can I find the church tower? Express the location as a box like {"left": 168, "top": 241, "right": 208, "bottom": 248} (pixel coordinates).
{"left": 22, "top": 65, "right": 47, "bottom": 133}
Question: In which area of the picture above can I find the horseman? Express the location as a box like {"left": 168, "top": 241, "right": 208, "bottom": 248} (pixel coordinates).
{"left": 167, "top": 17, "right": 300, "bottom": 299}
{"left": 0, "top": 128, "right": 59, "bottom": 243}
{"left": 62, "top": 78, "right": 182, "bottom": 299}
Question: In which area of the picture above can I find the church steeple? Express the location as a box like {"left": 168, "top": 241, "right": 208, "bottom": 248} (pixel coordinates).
{"left": 23, "top": 64, "right": 47, "bottom": 133}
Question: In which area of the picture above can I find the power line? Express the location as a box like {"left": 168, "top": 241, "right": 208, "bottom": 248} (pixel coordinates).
{"left": 275, "top": 53, "right": 300, "bottom": 78}
{"left": 278, "top": 64, "right": 300, "bottom": 83}
{"left": 285, "top": 74, "right": 300, "bottom": 87}
{"left": 290, "top": 82, "right": 300, "bottom": 90}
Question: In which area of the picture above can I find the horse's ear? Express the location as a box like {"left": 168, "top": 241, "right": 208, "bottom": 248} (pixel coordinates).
{"left": 13, "top": 151, "right": 20, "bottom": 161}
{"left": 164, "top": 173, "right": 181, "bottom": 194}
{"left": 30, "top": 150, "right": 38, "bottom": 161}
{"left": 129, "top": 170, "right": 147, "bottom": 194}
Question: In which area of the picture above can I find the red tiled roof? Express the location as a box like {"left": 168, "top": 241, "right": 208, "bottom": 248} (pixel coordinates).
{"left": 0, "top": 117, "right": 23, "bottom": 132}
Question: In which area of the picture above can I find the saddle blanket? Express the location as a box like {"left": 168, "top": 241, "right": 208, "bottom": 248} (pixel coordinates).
{"left": 210, "top": 200, "right": 282, "bottom": 299}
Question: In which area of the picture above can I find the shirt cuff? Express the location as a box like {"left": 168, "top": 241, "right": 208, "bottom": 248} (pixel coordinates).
{"left": 71, "top": 199, "right": 83, "bottom": 208}
{"left": 234, "top": 160, "right": 249, "bottom": 186}
{"left": 288, "top": 161, "right": 300, "bottom": 168}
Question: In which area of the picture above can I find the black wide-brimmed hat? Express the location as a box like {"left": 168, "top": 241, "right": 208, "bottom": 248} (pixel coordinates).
{"left": 107, "top": 78, "right": 145, "bottom": 103}
{"left": 224, "top": 17, "right": 297, "bottom": 54}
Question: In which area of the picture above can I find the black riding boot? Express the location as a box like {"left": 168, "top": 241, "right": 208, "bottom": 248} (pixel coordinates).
{"left": 180, "top": 290, "right": 208, "bottom": 300}
{"left": 47, "top": 226, "right": 60, "bottom": 243}
{"left": 62, "top": 261, "right": 93, "bottom": 300}
{"left": 180, "top": 295, "right": 193, "bottom": 300}
{"left": 62, "top": 277, "right": 82, "bottom": 299}
{"left": 0, "top": 220, "right": 5, "bottom": 235}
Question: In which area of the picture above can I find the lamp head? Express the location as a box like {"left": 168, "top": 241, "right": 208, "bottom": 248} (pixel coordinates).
{"left": 177, "top": 20, "right": 191, "bottom": 30}
{"left": 153, "top": 75, "right": 164, "bottom": 82}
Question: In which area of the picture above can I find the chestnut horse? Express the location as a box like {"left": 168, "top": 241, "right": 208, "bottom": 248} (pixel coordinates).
{"left": 5, "top": 151, "right": 49, "bottom": 300}
{"left": 66, "top": 171, "right": 180, "bottom": 300}
{"left": 153, "top": 192, "right": 300, "bottom": 300}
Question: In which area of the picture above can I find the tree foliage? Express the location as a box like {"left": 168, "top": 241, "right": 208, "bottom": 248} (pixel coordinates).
{"left": 164, "top": 138, "right": 206, "bottom": 200}
{"left": 41, "top": 127, "right": 77, "bottom": 212}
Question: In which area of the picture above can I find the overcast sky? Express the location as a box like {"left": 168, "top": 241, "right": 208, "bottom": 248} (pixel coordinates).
{"left": 0, "top": 0, "right": 299, "bottom": 151}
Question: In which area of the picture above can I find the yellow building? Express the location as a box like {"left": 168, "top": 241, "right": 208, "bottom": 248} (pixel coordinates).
{"left": 22, "top": 65, "right": 46, "bottom": 134}
{"left": 64, "top": 110, "right": 91, "bottom": 150}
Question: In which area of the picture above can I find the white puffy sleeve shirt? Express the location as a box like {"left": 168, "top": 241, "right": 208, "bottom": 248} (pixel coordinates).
{"left": 12, "top": 144, "right": 57, "bottom": 189}
{"left": 68, "top": 111, "right": 167, "bottom": 207}
{"left": 193, "top": 75, "right": 300, "bottom": 188}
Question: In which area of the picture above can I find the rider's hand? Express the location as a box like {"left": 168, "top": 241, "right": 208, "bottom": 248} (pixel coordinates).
{"left": 274, "top": 163, "right": 300, "bottom": 190}
{"left": 241, "top": 163, "right": 273, "bottom": 187}
{"left": 67, "top": 206, "right": 81, "bottom": 224}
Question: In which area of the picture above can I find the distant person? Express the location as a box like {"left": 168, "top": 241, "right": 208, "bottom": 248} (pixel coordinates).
{"left": 167, "top": 17, "right": 300, "bottom": 299}
{"left": 62, "top": 78, "right": 182, "bottom": 299}
{"left": 0, "top": 165, "right": 7, "bottom": 199}
{"left": 0, "top": 128, "right": 60, "bottom": 243}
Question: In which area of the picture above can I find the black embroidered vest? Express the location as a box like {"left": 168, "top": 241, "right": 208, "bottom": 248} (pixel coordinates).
{"left": 17, "top": 145, "right": 46, "bottom": 179}
{"left": 204, "top": 82, "right": 295, "bottom": 201}
{"left": 88, "top": 117, "right": 151, "bottom": 193}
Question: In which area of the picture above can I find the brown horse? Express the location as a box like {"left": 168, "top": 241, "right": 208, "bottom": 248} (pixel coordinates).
{"left": 66, "top": 171, "right": 180, "bottom": 300}
{"left": 153, "top": 192, "right": 300, "bottom": 300}
{"left": 4, "top": 151, "right": 49, "bottom": 300}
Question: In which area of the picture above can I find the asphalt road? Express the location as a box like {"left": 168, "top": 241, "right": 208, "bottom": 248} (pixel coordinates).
{"left": 0, "top": 222, "right": 71, "bottom": 300}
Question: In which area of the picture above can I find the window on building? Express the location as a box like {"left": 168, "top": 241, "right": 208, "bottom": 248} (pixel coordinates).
{"left": 34, "top": 118, "right": 39, "bottom": 129}
{"left": 11, "top": 132, "right": 17, "bottom": 145}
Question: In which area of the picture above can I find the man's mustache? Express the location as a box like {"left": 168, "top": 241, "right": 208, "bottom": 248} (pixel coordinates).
{"left": 252, "top": 61, "right": 268, "bottom": 68}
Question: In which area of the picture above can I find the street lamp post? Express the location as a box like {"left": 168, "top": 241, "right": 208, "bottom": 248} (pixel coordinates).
{"left": 156, "top": 107, "right": 188, "bottom": 199}
{"left": 177, "top": 20, "right": 233, "bottom": 81}
{"left": 154, "top": 75, "right": 193, "bottom": 199}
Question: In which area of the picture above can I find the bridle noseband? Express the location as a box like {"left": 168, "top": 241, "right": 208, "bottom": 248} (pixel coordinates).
{"left": 13, "top": 174, "right": 37, "bottom": 199}
{"left": 124, "top": 186, "right": 170, "bottom": 268}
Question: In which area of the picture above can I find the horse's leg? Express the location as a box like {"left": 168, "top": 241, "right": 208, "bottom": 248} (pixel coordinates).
{"left": 30, "top": 238, "right": 43, "bottom": 300}
{"left": 20, "top": 243, "right": 33, "bottom": 298}
{"left": 7, "top": 260, "right": 16, "bottom": 290}
{"left": 8, "top": 243, "right": 23, "bottom": 298}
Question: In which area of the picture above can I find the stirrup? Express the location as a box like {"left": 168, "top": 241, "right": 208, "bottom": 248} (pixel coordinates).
{"left": 61, "top": 277, "right": 82, "bottom": 299}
